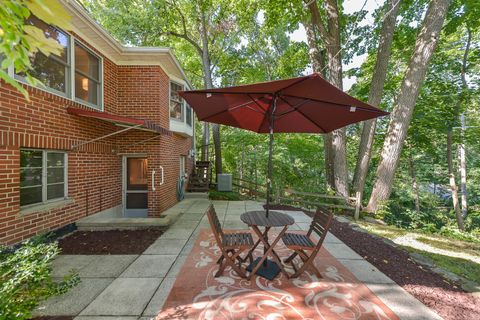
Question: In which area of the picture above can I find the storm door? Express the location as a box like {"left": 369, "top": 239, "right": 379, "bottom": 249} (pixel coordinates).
{"left": 124, "top": 157, "right": 148, "bottom": 217}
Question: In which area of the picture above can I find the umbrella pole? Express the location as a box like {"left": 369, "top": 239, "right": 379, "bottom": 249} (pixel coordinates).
{"left": 266, "top": 95, "right": 277, "bottom": 218}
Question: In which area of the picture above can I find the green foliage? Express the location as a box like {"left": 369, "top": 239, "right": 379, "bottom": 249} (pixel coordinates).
{"left": 82, "top": 0, "right": 480, "bottom": 237}
{"left": 404, "top": 247, "right": 480, "bottom": 285}
{"left": 0, "top": 0, "right": 71, "bottom": 99}
{"left": 0, "top": 236, "right": 79, "bottom": 320}
{"left": 209, "top": 190, "right": 242, "bottom": 201}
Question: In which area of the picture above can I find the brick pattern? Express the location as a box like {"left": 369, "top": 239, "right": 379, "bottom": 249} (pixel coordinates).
{"left": 0, "top": 34, "right": 193, "bottom": 245}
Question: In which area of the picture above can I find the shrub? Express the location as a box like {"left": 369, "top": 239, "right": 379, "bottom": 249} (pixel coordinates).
{"left": 0, "top": 237, "right": 80, "bottom": 320}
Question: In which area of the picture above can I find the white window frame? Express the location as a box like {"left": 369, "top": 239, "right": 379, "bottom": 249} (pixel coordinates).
{"left": 185, "top": 104, "right": 193, "bottom": 127}
{"left": 20, "top": 149, "right": 68, "bottom": 208}
{"left": 169, "top": 81, "right": 185, "bottom": 123}
{"left": 5, "top": 17, "right": 104, "bottom": 111}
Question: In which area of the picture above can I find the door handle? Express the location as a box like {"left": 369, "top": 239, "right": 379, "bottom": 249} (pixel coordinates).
{"left": 152, "top": 170, "right": 156, "bottom": 191}
{"left": 160, "top": 166, "right": 164, "bottom": 185}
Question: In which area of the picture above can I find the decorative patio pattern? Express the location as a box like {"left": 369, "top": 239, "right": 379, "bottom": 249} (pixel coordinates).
{"left": 157, "top": 229, "right": 399, "bottom": 320}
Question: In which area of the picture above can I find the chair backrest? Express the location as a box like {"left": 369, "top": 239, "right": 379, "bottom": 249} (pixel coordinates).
{"left": 206, "top": 204, "right": 224, "bottom": 245}
{"left": 307, "top": 209, "right": 334, "bottom": 251}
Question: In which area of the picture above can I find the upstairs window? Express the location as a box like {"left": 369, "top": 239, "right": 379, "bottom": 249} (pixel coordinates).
{"left": 186, "top": 105, "right": 192, "bottom": 127}
{"left": 75, "top": 42, "right": 102, "bottom": 109}
{"left": 170, "top": 82, "right": 184, "bottom": 121}
{"left": 20, "top": 149, "right": 67, "bottom": 206}
{"left": 15, "top": 16, "right": 71, "bottom": 96}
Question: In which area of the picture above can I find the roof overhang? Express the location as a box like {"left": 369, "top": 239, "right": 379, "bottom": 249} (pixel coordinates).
{"left": 61, "top": 0, "right": 192, "bottom": 89}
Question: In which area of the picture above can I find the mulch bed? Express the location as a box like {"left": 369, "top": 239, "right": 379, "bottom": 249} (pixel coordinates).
{"left": 58, "top": 228, "right": 164, "bottom": 255}
{"left": 267, "top": 204, "right": 480, "bottom": 320}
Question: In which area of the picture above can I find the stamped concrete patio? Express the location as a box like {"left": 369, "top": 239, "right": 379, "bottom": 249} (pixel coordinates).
{"left": 36, "top": 198, "right": 442, "bottom": 319}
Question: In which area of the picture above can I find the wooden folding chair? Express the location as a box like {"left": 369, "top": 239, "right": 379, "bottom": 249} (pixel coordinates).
{"left": 282, "top": 209, "right": 334, "bottom": 278}
{"left": 206, "top": 204, "right": 253, "bottom": 278}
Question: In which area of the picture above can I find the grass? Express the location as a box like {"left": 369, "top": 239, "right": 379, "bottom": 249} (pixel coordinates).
{"left": 354, "top": 218, "right": 480, "bottom": 286}
{"left": 355, "top": 220, "right": 409, "bottom": 239}
{"left": 404, "top": 246, "right": 480, "bottom": 285}
{"left": 416, "top": 236, "right": 480, "bottom": 257}
{"left": 208, "top": 190, "right": 243, "bottom": 201}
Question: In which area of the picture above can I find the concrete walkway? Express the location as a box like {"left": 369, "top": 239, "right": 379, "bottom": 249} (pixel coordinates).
{"left": 36, "top": 199, "right": 442, "bottom": 320}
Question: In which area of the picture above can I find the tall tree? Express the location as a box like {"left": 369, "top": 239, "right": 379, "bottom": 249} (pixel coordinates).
{"left": 303, "top": 17, "right": 335, "bottom": 190}
{"left": 447, "top": 129, "right": 464, "bottom": 230}
{"left": 352, "top": 0, "right": 402, "bottom": 199}
{"left": 366, "top": 0, "right": 453, "bottom": 213}
{"left": 304, "top": 0, "right": 348, "bottom": 197}
{"left": 457, "top": 26, "right": 472, "bottom": 219}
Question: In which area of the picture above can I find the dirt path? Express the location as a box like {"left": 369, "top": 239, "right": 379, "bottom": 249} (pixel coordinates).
{"left": 393, "top": 234, "right": 480, "bottom": 264}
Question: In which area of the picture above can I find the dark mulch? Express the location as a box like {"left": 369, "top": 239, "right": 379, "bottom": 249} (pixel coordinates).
{"left": 58, "top": 228, "right": 165, "bottom": 255}
{"left": 267, "top": 204, "right": 480, "bottom": 320}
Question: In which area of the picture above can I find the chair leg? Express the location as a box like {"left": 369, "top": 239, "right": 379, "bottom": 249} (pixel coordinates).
{"left": 285, "top": 252, "right": 298, "bottom": 263}
{"left": 290, "top": 253, "right": 321, "bottom": 279}
{"left": 215, "top": 249, "right": 248, "bottom": 278}
{"left": 286, "top": 249, "right": 322, "bottom": 279}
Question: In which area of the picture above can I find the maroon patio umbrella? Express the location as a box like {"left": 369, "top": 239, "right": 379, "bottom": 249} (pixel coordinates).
{"left": 179, "top": 73, "right": 388, "bottom": 215}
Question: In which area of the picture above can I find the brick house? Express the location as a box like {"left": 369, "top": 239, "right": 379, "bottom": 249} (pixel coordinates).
{"left": 0, "top": 1, "right": 195, "bottom": 245}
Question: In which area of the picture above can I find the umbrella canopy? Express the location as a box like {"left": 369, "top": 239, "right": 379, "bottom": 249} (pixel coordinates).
{"left": 179, "top": 73, "right": 388, "bottom": 134}
{"left": 179, "top": 73, "right": 389, "bottom": 216}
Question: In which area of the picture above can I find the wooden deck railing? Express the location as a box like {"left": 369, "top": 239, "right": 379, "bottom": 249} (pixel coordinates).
{"left": 232, "top": 176, "right": 362, "bottom": 219}
{"left": 232, "top": 177, "right": 267, "bottom": 198}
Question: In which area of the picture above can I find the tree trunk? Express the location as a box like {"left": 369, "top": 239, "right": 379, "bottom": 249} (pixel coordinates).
{"left": 408, "top": 153, "right": 420, "bottom": 215}
{"left": 366, "top": 0, "right": 452, "bottom": 213}
{"left": 199, "top": 8, "right": 222, "bottom": 174}
{"left": 201, "top": 123, "right": 209, "bottom": 161}
{"left": 303, "top": 19, "right": 335, "bottom": 190}
{"left": 458, "top": 26, "right": 471, "bottom": 218}
{"left": 447, "top": 130, "right": 464, "bottom": 231}
{"left": 324, "top": 0, "right": 348, "bottom": 198}
{"left": 458, "top": 114, "right": 467, "bottom": 217}
{"left": 352, "top": 0, "right": 402, "bottom": 198}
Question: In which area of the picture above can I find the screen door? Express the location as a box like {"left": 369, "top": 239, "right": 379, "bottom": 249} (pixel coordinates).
{"left": 125, "top": 157, "right": 148, "bottom": 217}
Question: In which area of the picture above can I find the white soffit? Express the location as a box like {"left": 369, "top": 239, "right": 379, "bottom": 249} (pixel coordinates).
{"left": 62, "top": 0, "right": 192, "bottom": 88}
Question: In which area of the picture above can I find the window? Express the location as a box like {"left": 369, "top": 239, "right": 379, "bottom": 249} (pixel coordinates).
{"left": 7, "top": 16, "right": 104, "bottom": 110}
{"left": 20, "top": 150, "right": 67, "bottom": 206}
{"left": 186, "top": 105, "right": 192, "bottom": 127}
{"left": 170, "top": 82, "right": 184, "bottom": 121}
{"left": 15, "top": 16, "right": 71, "bottom": 96}
{"left": 75, "top": 42, "right": 102, "bottom": 108}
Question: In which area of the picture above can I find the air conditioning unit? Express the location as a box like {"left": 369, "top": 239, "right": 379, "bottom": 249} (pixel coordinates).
{"left": 217, "top": 174, "right": 232, "bottom": 192}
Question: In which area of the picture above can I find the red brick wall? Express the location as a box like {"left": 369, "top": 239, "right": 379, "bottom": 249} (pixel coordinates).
{"left": 0, "top": 34, "right": 193, "bottom": 245}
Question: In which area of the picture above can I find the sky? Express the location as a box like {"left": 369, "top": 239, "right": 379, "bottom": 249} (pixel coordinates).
{"left": 289, "top": 0, "right": 385, "bottom": 90}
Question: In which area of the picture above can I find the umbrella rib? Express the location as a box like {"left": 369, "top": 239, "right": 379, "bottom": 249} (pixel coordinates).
{"left": 278, "top": 96, "right": 328, "bottom": 133}
{"left": 276, "top": 75, "right": 312, "bottom": 95}
{"left": 275, "top": 99, "right": 311, "bottom": 118}
{"left": 282, "top": 94, "right": 386, "bottom": 114}
{"left": 184, "top": 90, "right": 273, "bottom": 95}
{"left": 247, "top": 93, "right": 268, "bottom": 113}
{"left": 201, "top": 97, "right": 266, "bottom": 122}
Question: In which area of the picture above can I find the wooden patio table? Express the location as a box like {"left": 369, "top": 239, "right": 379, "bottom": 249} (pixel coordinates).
{"left": 240, "top": 210, "right": 294, "bottom": 280}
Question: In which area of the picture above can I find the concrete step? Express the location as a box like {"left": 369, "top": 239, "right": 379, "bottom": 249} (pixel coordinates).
{"left": 76, "top": 217, "right": 170, "bottom": 231}
{"left": 184, "top": 192, "right": 209, "bottom": 200}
